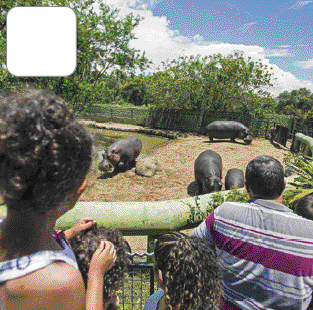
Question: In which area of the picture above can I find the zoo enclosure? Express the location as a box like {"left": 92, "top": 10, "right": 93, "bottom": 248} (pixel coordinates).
{"left": 81, "top": 105, "right": 304, "bottom": 139}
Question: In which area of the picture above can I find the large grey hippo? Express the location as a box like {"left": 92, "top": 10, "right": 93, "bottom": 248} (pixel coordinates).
{"left": 206, "top": 121, "right": 252, "bottom": 144}
{"left": 194, "top": 150, "right": 222, "bottom": 195}
{"left": 225, "top": 168, "right": 244, "bottom": 190}
{"left": 98, "top": 136, "right": 142, "bottom": 173}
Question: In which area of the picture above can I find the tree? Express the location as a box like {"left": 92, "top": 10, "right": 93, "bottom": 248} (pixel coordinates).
{"left": 145, "top": 52, "right": 274, "bottom": 112}
{"left": 276, "top": 88, "right": 313, "bottom": 117}
{"left": 120, "top": 76, "right": 149, "bottom": 106}
{"left": 0, "top": 0, "right": 151, "bottom": 111}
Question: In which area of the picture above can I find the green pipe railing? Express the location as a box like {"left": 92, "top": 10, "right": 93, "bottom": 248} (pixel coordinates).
{"left": 0, "top": 177, "right": 297, "bottom": 253}
{"left": 291, "top": 133, "right": 313, "bottom": 156}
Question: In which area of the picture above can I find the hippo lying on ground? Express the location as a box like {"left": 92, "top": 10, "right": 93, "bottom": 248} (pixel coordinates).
{"left": 225, "top": 168, "right": 244, "bottom": 190}
{"left": 206, "top": 121, "right": 253, "bottom": 144}
{"left": 194, "top": 150, "right": 222, "bottom": 195}
{"left": 98, "top": 136, "right": 142, "bottom": 173}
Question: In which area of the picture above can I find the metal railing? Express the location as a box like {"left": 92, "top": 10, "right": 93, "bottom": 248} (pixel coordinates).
{"left": 120, "top": 252, "right": 156, "bottom": 310}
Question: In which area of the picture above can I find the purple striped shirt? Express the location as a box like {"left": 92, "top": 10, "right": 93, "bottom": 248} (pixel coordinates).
{"left": 193, "top": 199, "right": 313, "bottom": 310}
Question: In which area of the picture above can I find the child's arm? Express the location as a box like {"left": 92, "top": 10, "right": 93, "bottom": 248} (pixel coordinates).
{"left": 86, "top": 240, "right": 117, "bottom": 310}
{"left": 63, "top": 217, "right": 97, "bottom": 240}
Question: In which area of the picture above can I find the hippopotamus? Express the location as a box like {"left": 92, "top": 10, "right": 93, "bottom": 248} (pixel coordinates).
{"left": 98, "top": 136, "right": 142, "bottom": 173}
{"left": 225, "top": 168, "right": 244, "bottom": 190}
{"left": 206, "top": 121, "right": 253, "bottom": 144}
{"left": 194, "top": 150, "right": 222, "bottom": 195}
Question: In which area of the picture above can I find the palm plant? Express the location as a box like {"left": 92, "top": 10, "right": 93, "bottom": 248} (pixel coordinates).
{"left": 283, "top": 153, "right": 313, "bottom": 205}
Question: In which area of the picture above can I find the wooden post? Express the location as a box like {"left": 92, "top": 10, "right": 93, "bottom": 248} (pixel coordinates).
{"left": 111, "top": 107, "right": 113, "bottom": 122}
{"left": 131, "top": 108, "right": 134, "bottom": 124}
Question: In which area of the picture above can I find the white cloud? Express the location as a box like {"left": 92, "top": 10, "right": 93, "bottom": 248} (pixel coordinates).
{"left": 290, "top": 1, "right": 313, "bottom": 9}
{"left": 238, "top": 22, "right": 257, "bottom": 34}
{"left": 99, "top": 0, "right": 313, "bottom": 96}
{"left": 294, "top": 58, "right": 313, "bottom": 69}
{"left": 265, "top": 49, "right": 292, "bottom": 57}
{"left": 268, "top": 64, "right": 313, "bottom": 96}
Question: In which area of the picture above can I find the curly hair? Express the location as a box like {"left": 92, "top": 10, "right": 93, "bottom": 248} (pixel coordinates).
{"left": 0, "top": 88, "right": 93, "bottom": 214}
{"left": 70, "top": 225, "right": 130, "bottom": 300}
{"left": 295, "top": 193, "right": 313, "bottom": 221}
{"left": 154, "top": 232, "right": 222, "bottom": 310}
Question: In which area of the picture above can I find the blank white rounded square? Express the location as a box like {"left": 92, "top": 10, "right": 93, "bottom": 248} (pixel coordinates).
{"left": 7, "top": 7, "right": 76, "bottom": 77}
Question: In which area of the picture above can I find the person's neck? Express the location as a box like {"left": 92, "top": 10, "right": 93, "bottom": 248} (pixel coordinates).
{"left": 250, "top": 195, "right": 283, "bottom": 204}
{"left": 0, "top": 206, "right": 61, "bottom": 260}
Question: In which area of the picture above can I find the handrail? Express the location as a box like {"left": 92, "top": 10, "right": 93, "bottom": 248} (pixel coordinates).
{"left": 291, "top": 133, "right": 313, "bottom": 156}
{"left": 0, "top": 178, "right": 297, "bottom": 234}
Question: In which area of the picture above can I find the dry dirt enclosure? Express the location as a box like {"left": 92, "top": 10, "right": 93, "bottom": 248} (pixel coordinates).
{"left": 79, "top": 123, "right": 291, "bottom": 252}
{"left": 81, "top": 134, "right": 291, "bottom": 203}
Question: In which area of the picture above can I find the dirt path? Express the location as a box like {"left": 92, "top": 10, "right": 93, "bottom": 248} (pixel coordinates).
{"left": 79, "top": 123, "right": 291, "bottom": 252}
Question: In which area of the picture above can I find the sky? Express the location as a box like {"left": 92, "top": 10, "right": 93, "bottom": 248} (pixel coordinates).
{"left": 101, "top": 0, "right": 313, "bottom": 97}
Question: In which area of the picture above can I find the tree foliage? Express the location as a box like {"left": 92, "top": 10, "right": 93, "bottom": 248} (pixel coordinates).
{"left": 275, "top": 88, "right": 313, "bottom": 117}
{"left": 0, "top": 0, "right": 151, "bottom": 111}
{"left": 144, "top": 51, "right": 274, "bottom": 112}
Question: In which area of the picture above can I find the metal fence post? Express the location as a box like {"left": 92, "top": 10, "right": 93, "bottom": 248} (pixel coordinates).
{"left": 265, "top": 120, "right": 269, "bottom": 139}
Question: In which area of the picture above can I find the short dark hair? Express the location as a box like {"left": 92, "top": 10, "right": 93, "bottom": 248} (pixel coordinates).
{"left": 0, "top": 88, "right": 93, "bottom": 214}
{"left": 295, "top": 194, "right": 313, "bottom": 221}
{"left": 154, "top": 232, "right": 222, "bottom": 310}
{"left": 70, "top": 226, "right": 130, "bottom": 300}
{"left": 245, "top": 155, "right": 285, "bottom": 199}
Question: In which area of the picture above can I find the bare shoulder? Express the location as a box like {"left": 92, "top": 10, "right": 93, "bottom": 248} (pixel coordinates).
{"left": 6, "top": 262, "right": 86, "bottom": 310}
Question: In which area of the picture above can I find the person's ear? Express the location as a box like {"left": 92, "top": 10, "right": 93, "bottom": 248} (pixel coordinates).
{"left": 156, "top": 269, "right": 164, "bottom": 288}
{"left": 76, "top": 179, "right": 88, "bottom": 196}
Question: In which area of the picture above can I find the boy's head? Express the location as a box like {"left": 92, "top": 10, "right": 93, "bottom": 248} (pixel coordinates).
{"left": 295, "top": 194, "right": 313, "bottom": 221}
{"left": 70, "top": 226, "right": 130, "bottom": 300}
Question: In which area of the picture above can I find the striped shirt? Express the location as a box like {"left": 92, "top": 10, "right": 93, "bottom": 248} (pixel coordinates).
{"left": 192, "top": 199, "right": 313, "bottom": 310}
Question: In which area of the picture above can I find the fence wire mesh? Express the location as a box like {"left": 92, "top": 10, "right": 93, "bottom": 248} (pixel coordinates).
{"left": 118, "top": 252, "right": 158, "bottom": 310}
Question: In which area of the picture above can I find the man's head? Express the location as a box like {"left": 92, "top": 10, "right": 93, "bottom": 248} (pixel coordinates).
{"left": 245, "top": 155, "right": 285, "bottom": 200}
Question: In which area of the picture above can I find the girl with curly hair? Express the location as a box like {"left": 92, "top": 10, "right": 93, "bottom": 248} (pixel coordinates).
{"left": 0, "top": 89, "right": 116, "bottom": 310}
{"left": 70, "top": 225, "right": 131, "bottom": 310}
{"left": 144, "top": 232, "right": 222, "bottom": 310}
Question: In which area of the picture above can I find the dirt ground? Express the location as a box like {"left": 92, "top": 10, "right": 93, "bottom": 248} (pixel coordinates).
{"left": 81, "top": 130, "right": 291, "bottom": 203}
{"left": 79, "top": 122, "right": 292, "bottom": 252}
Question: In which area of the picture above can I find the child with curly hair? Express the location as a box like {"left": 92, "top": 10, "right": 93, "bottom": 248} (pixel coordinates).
{"left": 0, "top": 88, "right": 116, "bottom": 310}
{"left": 144, "top": 232, "right": 222, "bottom": 310}
{"left": 295, "top": 194, "right": 313, "bottom": 221}
{"left": 70, "top": 225, "right": 131, "bottom": 310}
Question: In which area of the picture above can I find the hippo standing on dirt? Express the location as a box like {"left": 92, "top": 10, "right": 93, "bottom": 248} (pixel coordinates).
{"left": 206, "top": 121, "right": 253, "bottom": 144}
{"left": 225, "top": 168, "right": 244, "bottom": 190}
{"left": 194, "top": 150, "right": 222, "bottom": 195}
{"left": 98, "top": 136, "right": 142, "bottom": 173}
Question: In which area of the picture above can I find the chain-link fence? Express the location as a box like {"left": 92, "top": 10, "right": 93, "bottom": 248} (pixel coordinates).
{"left": 82, "top": 105, "right": 301, "bottom": 139}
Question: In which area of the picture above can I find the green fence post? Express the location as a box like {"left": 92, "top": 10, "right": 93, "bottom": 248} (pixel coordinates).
{"left": 147, "top": 235, "right": 157, "bottom": 263}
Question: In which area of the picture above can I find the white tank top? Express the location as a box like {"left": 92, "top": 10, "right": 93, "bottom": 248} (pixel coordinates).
{"left": 0, "top": 218, "right": 78, "bottom": 283}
